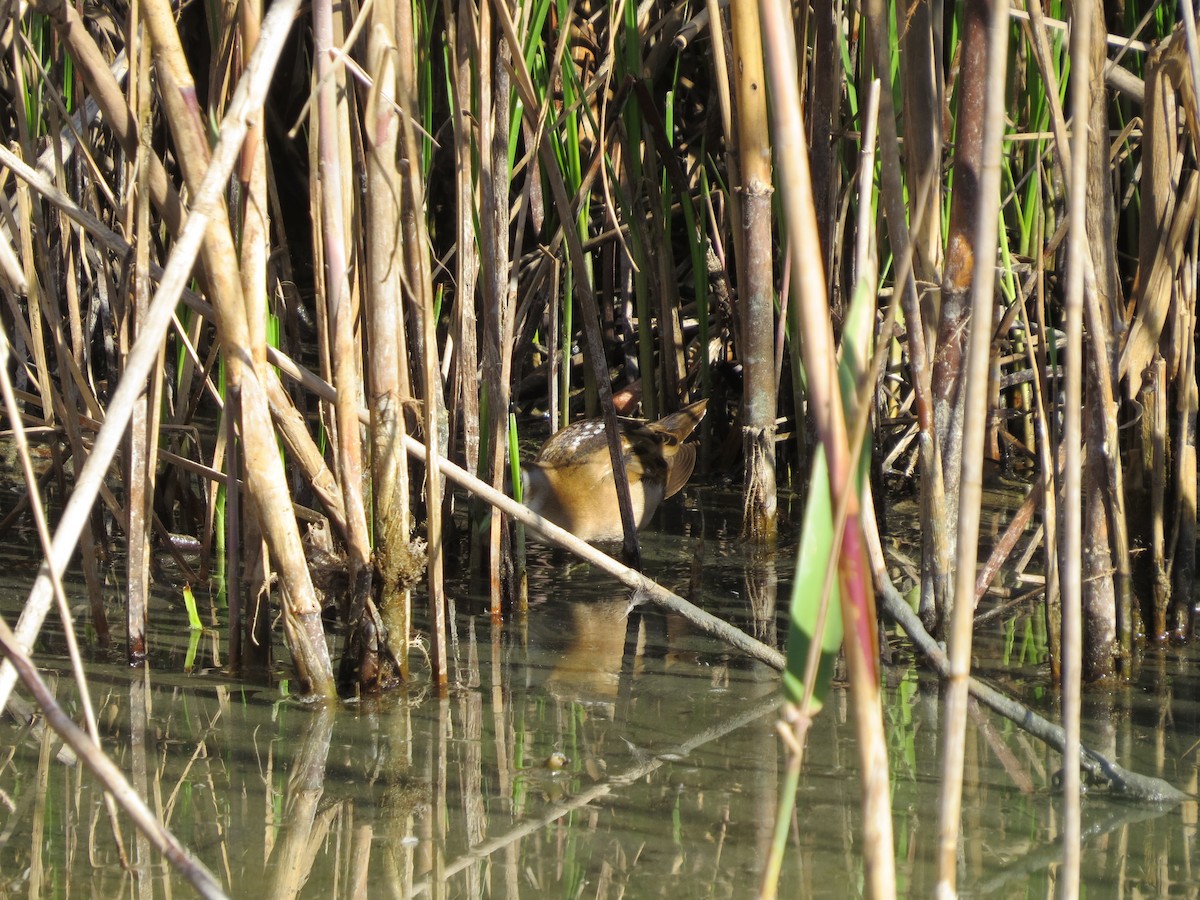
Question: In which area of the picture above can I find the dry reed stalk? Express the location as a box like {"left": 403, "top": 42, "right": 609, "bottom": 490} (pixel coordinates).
{"left": 932, "top": 0, "right": 990, "bottom": 627}
{"left": 934, "top": 2, "right": 1010, "bottom": 892}
{"left": 862, "top": 0, "right": 947, "bottom": 634}
{"left": 643, "top": 159, "right": 686, "bottom": 408}
{"left": 728, "top": 0, "right": 778, "bottom": 542}
{"left": 146, "top": 0, "right": 338, "bottom": 696}
{"left": 8, "top": 92, "right": 60, "bottom": 476}
{"left": 1123, "top": 35, "right": 1200, "bottom": 642}
{"left": 364, "top": 0, "right": 414, "bottom": 682}
{"left": 760, "top": 80, "right": 884, "bottom": 898}
{"left": 899, "top": 0, "right": 943, "bottom": 285}
{"left": 1077, "top": 0, "right": 1123, "bottom": 680}
{"left": 30, "top": 0, "right": 185, "bottom": 229}
{"left": 807, "top": 0, "right": 843, "bottom": 293}
{"left": 237, "top": 0, "right": 273, "bottom": 671}
{"left": 1173, "top": 302, "right": 1198, "bottom": 635}
{"left": 479, "top": 0, "right": 515, "bottom": 616}
{"left": 1145, "top": 358, "right": 1170, "bottom": 636}
{"left": 125, "top": 27, "right": 155, "bottom": 663}
{"left": 14, "top": 111, "right": 347, "bottom": 663}
{"left": 8, "top": 37, "right": 112, "bottom": 643}
{"left": 0, "top": 135, "right": 350, "bottom": 552}
{"left": 313, "top": 0, "right": 376, "bottom": 682}
{"left": 393, "top": 0, "right": 447, "bottom": 681}
{"left": 0, "top": 0, "right": 337, "bottom": 711}
{"left": 1059, "top": 0, "right": 1095, "bottom": 889}
{"left": 758, "top": 0, "right": 894, "bottom": 894}
{"left": 444, "top": 0, "right": 481, "bottom": 484}
{"left": 1010, "top": 202, "right": 1063, "bottom": 675}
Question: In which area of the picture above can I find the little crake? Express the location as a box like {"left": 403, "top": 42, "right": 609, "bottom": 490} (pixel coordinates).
{"left": 520, "top": 399, "right": 708, "bottom": 542}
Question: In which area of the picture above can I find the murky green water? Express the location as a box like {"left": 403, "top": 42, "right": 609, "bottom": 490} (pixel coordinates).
{"left": 2, "top": 488, "right": 1199, "bottom": 897}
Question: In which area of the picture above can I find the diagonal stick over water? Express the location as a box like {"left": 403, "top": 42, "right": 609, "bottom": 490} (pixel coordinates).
{"left": 266, "top": 349, "right": 788, "bottom": 672}
{"left": 0, "top": 0, "right": 304, "bottom": 715}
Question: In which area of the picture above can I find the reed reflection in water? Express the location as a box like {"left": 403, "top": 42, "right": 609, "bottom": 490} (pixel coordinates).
{"left": 2, "top": 533, "right": 1200, "bottom": 895}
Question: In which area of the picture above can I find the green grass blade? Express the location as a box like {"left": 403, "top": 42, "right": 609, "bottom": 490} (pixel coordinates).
{"left": 782, "top": 446, "right": 844, "bottom": 712}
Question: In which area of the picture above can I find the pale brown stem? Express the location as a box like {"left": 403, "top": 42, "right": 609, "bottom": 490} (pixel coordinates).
{"left": 935, "top": 2, "right": 1011, "bottom": 891}
{"left": 1060, "top": 0, "right": 1095, "bottom": 889}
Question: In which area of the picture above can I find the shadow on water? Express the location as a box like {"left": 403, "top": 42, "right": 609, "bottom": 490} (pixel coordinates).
{"left": 2, "top": 486, "right": 1200, "bottom": 896}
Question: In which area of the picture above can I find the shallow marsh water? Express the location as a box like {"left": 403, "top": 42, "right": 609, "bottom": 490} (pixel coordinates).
{"left": 1, "top": 487, "right": 1200, "bottom": 897}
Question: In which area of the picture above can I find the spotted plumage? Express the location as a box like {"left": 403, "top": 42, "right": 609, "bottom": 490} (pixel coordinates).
{"left": 520, "top": 399, "right": 708, "bottom": 541}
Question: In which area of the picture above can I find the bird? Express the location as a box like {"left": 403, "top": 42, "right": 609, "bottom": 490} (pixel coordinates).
{"left": 520, "top": 399, "right": 708, "bottom": 542}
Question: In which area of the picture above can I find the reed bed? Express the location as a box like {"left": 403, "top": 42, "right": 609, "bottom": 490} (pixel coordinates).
{"left": 0, "top": 0, "right": 1196, "bottom": 894}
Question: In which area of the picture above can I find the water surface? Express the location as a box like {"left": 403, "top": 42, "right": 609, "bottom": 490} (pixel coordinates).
{"left": 1, "top": 488, "right": 1199, "bottom": 897}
